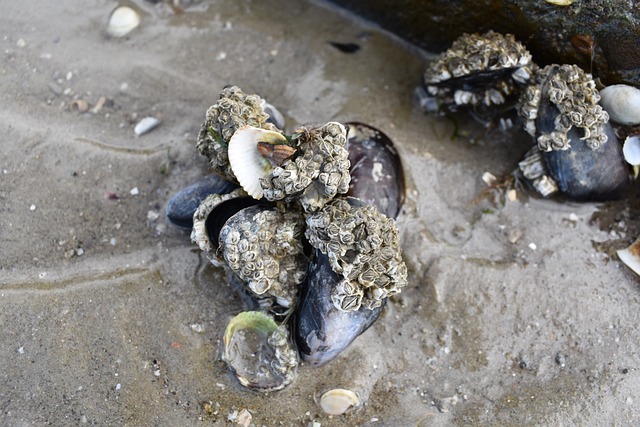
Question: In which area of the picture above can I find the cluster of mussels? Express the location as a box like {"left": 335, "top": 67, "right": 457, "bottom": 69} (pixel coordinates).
{"left": 167, "top": 86, "right": 407, "bottom": 391}
{"left": 418, "top": 30, "right": 640, "bottom": 202}
{"left": 419, "top": 30, "right": 640, "bottom": 277}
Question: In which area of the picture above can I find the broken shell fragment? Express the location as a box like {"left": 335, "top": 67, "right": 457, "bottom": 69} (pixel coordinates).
{"left": 107, "top": 6, "right": 140, "bottom": 38}
{"left": 69, "top": 99, "right": 89, "bottom": 113}
{"left": 623, "top": 135, "right": 640, "bottom": 166}
{"left": 319, "top": 388, "right": 360, "bottom": 415}
{"left": 134, "top": 117, "right": 161, "bottom": 136}
{"left": 618, "top": 236, "right": 640, "bottom": 276}
{"left": 227, "top": 125, "right": 290, "bottom": 199}
{"left": 599, "top": 84, "right": 640, "bottom": 126}
{"left": 223, "top": 311, "right": 298, "bottom": 392}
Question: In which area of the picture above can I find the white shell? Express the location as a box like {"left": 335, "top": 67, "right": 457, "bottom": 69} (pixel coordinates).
{"left": 623, "top": 135, "right": 640, "bottom": 165}
{"left": 134, "top": 117, "right": 161, "bottom": 136}
{"left": 319, "top": 388, "right": 360, "bottom": 415}
{"left": 228, "top": 125, "right": 287, "bottom": 199}
{"left": 618, "top": 236, "right": 640, "bottom": 276}
{"left": 599, "top": 84, "right": 640, "bottom": 126}
{"left": 107, "top": 6, "right": 140, "bottom": 38}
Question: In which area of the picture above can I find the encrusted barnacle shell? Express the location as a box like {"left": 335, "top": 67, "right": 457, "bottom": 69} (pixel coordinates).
{"left": 190, "top": 189, "right": 257, "bottom": 265}
{"left": 196, "top": 86, "right": 282, "bottom": 181}
{"left": 223, "top": 311, "right": 298, "bottom": 392}
{"left": 305, "top": 198, "right": 407, "bottom": 312}
{"left": 517, "top": 64, "right": 610, "bottom": 152}
{"left": 423, "top": 31, "right": 536, "bottom": 110}
{"left": 218, "top": 205, "right": 308, "bottom": 308}
{"left": 260, "top": 122, "right": 351, "bottom": 212}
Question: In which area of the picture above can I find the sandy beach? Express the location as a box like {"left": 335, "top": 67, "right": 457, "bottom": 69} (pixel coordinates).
{"left": 1, "top": 1, "right": 640, "bottom": 425}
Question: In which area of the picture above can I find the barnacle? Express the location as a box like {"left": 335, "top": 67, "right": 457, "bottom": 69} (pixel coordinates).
{"left": 423, "top": 31, "right": 536, "bottom": 109}
{"left": 219, "top": 205, "right": 308, "bottom": 307}
{"left": 260, "top": 122, "right": 351, "bottom": 212}
{"left": 196, "top": 86, "right": 282, "bottom": 181}
{"left": 305, "top": 198, "right": 407, "bottom": 311}
{"left": 517, "top": 64, "right": 610, "bottom": 152}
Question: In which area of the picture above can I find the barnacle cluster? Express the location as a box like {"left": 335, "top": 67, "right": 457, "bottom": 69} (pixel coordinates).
{"left": 197, "top": 86, "right": 282, "bottom": 181}
{"left": 219, "top": 205, "right": 307, "bottom": 307}
{"left": 518, "top": 64, "right": 610, "bottom": 151}
{"left": 261, "top": 122, "right": 351, "bottom": 212}
{"left": 423, "top": 30, "right": 535, "bottom": 108}
{"left": 305, "top": 198, "right": 407, "bottom": 311}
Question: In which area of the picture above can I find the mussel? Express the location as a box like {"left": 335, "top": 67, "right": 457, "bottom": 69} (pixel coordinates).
{"left": 295, "top": 124, "right": 407, "bottom": 366}
{"left": 166, "top": 174, "right": 238, "bottom": 229}
{"left": 420, "top": 31, "right": 536, "bottom": 114}
{"left": 517, "top": 64, "right": 631, "bottom": 201}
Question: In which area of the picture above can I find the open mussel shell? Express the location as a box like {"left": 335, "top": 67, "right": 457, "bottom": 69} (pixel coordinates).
{"left": 295, "top": 251, "right": 386, "bottom": 366}
{"left": 166, "top": 175, "right": 238, "bottom": 229}
{"left": 223, "top": 311, "right": 298, "bottom": 392}
{"left": 346, "top": 122, "right": 405, "bottom": 219}
{"left": 191, "top": 191, "right": 263, "bottom": 264}
{"left": 542, "top": 123, "right": 630, "bottom": 200}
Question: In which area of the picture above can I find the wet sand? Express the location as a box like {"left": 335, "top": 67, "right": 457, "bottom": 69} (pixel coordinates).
{"left": 1, "top": 1, "right": 640, "bottom": 425}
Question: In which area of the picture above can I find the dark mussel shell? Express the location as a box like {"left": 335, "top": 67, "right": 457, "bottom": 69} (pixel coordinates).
{"left": 542, "top": 123, "right": 630, "bottom": 201}
{"left": 295, "top": 251, "right": 386, "bottom": 366}
{"left": 345, "top": 122, "right": 405, "bottom": 219}
{"left": 166, "top": 174, "right": 238, "bottom": 229}
{"left": 295, "top": 124, "right": 405, "bottom": 366}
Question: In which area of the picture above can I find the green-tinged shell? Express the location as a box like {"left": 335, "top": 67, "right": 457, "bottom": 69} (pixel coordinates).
{"left": 219, "top": 205, "right": 308, "bottom": 308}
{"left": 305, "top": 197, "right": 407, "bottom": 312}
{"left": 223, "top": 311, "right": 298, "bottom": 392}
{"left": 517, "top": 64, "right": 610, "bottom": 152}
{"left": 261, "top": 122, "right": 351, "bottom": 212}
{"left": 196, "top": 86, "right": 282, "bottom": 181}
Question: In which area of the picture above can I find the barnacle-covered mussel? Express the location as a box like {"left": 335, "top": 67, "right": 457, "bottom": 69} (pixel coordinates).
{"left": 418, "top": 30, "right": 536, "bottom": 115}
{"left": 166, "top": 86, "right": 408, "bottom": 390}
{"left": 516, "top": 64, "right": 631, "bottom": 200}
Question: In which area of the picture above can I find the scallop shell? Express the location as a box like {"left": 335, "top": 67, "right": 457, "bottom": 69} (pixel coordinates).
{"left": 319, "top": 388, "right": 360, "bottom": 415}
{"left": 228, "top": 125, "right": 288, "bottom": 199}
{"left": 107, "top": 6, "right": 140, "bottom": 38}
{"left": 600, "top": 84, "right": 640, "bottom": 126}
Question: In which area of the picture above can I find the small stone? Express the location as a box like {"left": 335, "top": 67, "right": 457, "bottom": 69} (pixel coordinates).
{"left": 16, "top": 38, "right": 26, "bottom": 48}
{"left": 236, "top": 409, "right": 252, "bottom": 427}
{"left": 191, "top": 323, "right": 204, "bottom": 333}
{"left": 147, "top": 210, "right": 160, "bottom": 221}
{"left": 130, "top": 187, "right": 139, "bottom": 196}
{"left": 17, "top": 346, "right": 24, "bottom": 354}
{"left": 115, "top": 383, "right": 121, "bottom": 391}
{"left": 528, "top": 242, "right": 537, "bottom": 250}
{"left": 482, "top": 171, "right": 497, "bottom": 186}
{"left": 29, "top": 204, "right": 36, "bottom": 211}
{"left": 76, "top": 248, "right": 84, "bottom": 256}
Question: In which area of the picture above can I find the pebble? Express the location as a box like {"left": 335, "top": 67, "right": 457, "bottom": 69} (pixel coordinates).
{"left": 16, "top": 38, "right": 26, "bottom": 48}
{"left": 528, "top": 242, "right": 537, "bottom": 250}
{"left": 29, "top": 204, "right": 36, "bottom": 211}
{"left": 134, "top": 117, "right": 161, "bottom": 136}
{"left": 130, "top": 187, "right": 139, "bottom": 196}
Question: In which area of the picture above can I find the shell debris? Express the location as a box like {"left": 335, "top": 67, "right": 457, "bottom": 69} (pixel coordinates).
{"left": 319, "top": 388, "right": 360, "bottom": 415}
{"left": 618, "top": 236, "right": 640, "bottom": 276}
{"left": 134, "top": 117, "right": 161, "bottom": 136}
{"left": 107, "top": 6, "right": 140, "bottom": 38}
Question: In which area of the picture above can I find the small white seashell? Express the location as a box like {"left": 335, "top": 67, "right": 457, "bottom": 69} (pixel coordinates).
{"left": 134, "top": 117, "right": 161, "bottom": 136}
{"left": 618, "top": 236, "right": 640, "bottom": 276}
{"left": 319, "top": 388, "right": 360, "bottom": 415}
{"left": 599, "top": 84, "right": 640, "bottom": 126}
{"left": 107, "top": 6, "right": 140, "bottom": 38}
{"left": 623, "top": 135, "right": 640, "bottom": 165}
{"left": 545, "top": 0, "right": 575, "bottom": 5}
{"left": 228, "top": 125, "right": 287, "bottom": 199}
